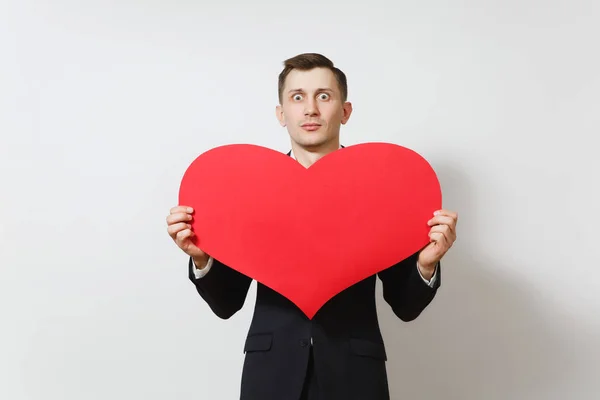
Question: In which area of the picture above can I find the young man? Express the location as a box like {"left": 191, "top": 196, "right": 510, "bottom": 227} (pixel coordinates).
{"left": 167, "top": 53, "right": 458, "bottom": 400}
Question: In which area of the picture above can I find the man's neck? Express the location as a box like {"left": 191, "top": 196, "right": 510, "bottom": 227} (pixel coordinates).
{"left": 291, "top": 141, "right": 341, "bottom": 168}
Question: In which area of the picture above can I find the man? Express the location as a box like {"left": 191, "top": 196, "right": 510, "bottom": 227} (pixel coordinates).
{"left": 166, "top": 53, "right": 458, "bottom": 400}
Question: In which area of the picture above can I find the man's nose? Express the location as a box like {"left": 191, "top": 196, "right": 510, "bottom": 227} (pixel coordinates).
{"left": 304, "top": 99, "right": 319, "bottom": 116}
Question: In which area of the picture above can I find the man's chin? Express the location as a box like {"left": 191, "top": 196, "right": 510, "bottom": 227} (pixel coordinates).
{"left": 293, "top": 134, "right": 333, "bottom": 149}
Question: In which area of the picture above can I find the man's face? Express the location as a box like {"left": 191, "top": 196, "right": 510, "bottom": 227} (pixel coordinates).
{"left": 276, "top": 67, "right": 352, "bottom": 150}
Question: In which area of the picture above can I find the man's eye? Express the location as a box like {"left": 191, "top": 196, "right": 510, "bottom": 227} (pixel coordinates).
{"left": 318, "top": 93, "right": 330, "bottom": 100}
{"left": 293, "top": 94, "right": 303, "bottom": 101}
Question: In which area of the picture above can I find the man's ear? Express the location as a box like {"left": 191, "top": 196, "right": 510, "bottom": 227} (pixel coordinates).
{"left": 341, "top": 102, "right": 353, "bottom": 125}
{"left": 275, "top": 105, "right": 286, "bottom": 127}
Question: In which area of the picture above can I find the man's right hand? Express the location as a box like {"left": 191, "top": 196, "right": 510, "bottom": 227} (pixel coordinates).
{"left": 166, "top": 205, "right": 210, "bottom": 269}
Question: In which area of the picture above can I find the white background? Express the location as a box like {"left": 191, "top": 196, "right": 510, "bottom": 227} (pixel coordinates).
{"left": 2, "top": 1, "right": 599, "bottom": 399}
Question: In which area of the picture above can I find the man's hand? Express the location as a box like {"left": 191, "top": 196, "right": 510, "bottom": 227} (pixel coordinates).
{"left": 417, "top": 209, "right": 458, "bottom": 276}
{"left": 166, "top": 206, "right": 210, "bottom": 269}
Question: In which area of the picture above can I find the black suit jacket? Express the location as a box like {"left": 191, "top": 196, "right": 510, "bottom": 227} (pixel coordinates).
{"left": 188, "top": 250, "right": 440, "bottom": 400}
{"left": 188, "top": 146, "right": 440, "bottom": 399}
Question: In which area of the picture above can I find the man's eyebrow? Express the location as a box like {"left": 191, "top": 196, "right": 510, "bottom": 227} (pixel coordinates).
{"left": 287, "top": 87, "right": 335, "bottom": 94}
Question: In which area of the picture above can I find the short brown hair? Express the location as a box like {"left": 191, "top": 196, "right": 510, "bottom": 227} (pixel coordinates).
{"left": 278, "top": 53, "right": 348, "bottom": 104}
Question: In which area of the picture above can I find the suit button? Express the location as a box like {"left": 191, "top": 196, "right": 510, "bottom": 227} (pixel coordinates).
{"left": 299, "top": 339, "right": 309, "bottom": 347}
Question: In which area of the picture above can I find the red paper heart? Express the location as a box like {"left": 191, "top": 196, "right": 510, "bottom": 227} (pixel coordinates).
{"left": 179, "top": 143, "right": 441, "bottom": 319}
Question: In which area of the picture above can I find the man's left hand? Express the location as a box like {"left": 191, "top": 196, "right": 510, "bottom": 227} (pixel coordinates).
{"left": 417, "top": 209, "right": 458, "bottom": 275}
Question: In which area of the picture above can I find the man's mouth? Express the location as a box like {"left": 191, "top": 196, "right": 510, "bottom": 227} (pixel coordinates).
{"left": 301, "top": 123, "right": 322, "bottom": 131}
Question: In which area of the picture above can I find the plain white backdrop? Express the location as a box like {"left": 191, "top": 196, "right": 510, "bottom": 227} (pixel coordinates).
{"left": 2, "top": 0, "right": 599, "bottom": 399}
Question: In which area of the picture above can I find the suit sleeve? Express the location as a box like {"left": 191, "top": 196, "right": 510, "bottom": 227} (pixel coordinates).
{"left": 188, "top": 257, "right": 252, "bottom": 319}
{"left": 377, "top": 252, "right": 441, "bottom": 322}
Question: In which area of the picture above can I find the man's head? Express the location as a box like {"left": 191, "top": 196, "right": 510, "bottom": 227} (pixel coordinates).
{"left": 276, "top": 53, "right": 352, "bottom": 151}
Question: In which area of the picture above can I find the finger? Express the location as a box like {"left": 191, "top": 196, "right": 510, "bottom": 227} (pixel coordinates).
{"left": 170, "top": 206, "right": 194, "bottom": 215}
{"left": 176, "top": 228, "right": 194, "bottom": 243}
{"left": 429, "top": 230, "right": 443, "bottom": 241}
{"left": 427, "top": 216, "right": 456, "bottom": 234}
{"left": 429, "top": 233, "right": 449, "bottom": 255}
{"left": 430, "top": 225, "right": 456, "bottom": 244}
{"left": 430, "top": 223, "right": 455, "bottom": 235}
{"left": 167, "top": 222, "right": 191, "bottom": 237}
{"left": 429, "top": 224, "right": 450, "bottom": 234}
{"left": 429, "top": 230, "right": 448, "bottom": 244}
{"left": 427, "top": 215, "right": 454, "bottom": 226}
{"left": 433, "top": 209, "right": 458, "bottom": 221}
{"left": 430, "top": 230, "right": 454, "bottom": 254}
{"left": 166, "top": 212, "right": 193, "bottom": 225}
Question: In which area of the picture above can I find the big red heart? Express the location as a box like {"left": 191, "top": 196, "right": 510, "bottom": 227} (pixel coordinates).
{"left": 179, "top": 143, "right": 441, "bottom": 319}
